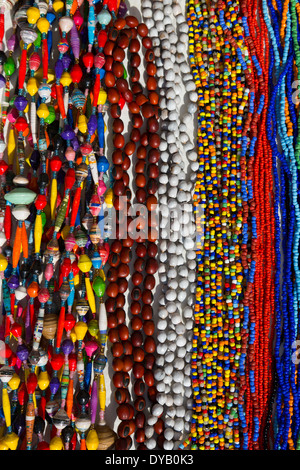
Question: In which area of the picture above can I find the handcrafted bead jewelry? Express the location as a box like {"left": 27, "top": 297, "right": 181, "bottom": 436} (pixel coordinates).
{"left": 141, "top": 0, "right": 197, "bottom": 451}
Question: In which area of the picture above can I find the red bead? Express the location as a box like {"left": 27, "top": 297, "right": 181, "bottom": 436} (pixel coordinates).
{"left": 14, "top": 116, "right": 28, "bottom": 133}
{"left": 98, "top": 30, "right": 108, "bottom": 48}
{"left": 64, "top": 313, "right": 76, "bottom": 332}
{"left": 65, "top": 168, "right": 75, "bottom": 190}
{"left": 50, "top": 156, "right": 62, "bottom": 173}
{"left": 26, "top": 372, "right": 38, "bottom": 394}
{"left": 0, "top": 160, "right": 8, "bottom": 175}
{"left": 10, "top": 322, "right": 22, "bottom": 338}
{"left": 51, "top": 353, "right": 64, "bottom": 371}
{"left": 82, "top": 52, "right": 94, "bottom": 69}
{"left": 35, "top": 194, "right": 48, "bottom": 211}
{"left": 70, "top": 64, "right": 83, "bottom": 84}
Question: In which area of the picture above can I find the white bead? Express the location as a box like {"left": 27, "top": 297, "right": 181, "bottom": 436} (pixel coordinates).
{"left": 152, "top": 404, "right": 164, "bottom": 417}
{"left": 165, "top": 351, "right": 175, "bottom": 363}
{"left": 164, "top": 428, "right": 175, "bottom": 441}
{"left": 148, "top": 415, "right": 158, "bottom": 426}
{"left": 12, "top": 205, "right": 30, "bottom": 221}
{"left": 173, "top": 394, "right": 184, "bottom": 406}
{"left": 165, "top": 394, "right": 174, "bottom": 407}
{"left": 158, "top": 307, "right": 168, "bottom": 319}
{"left": 156, "top": 381, "right": 165, "bottom": 392}
{"left": 164, "top": 440, "right": 174, "bottom": 450}
{"left": 146, "top": 438, "right": 157, "bottom": 450}
{"left": 157, "top": 343, "right": 168, "bottom": 355}
{"left": 174, "top": 358, "right": 185, "bottom": 370}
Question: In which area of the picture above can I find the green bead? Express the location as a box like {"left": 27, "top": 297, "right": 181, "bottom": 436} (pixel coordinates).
{"left": 88, "top": 319, "right": 98, "bottom": 337}
{"left": 34, "top": 30, "right": 42, "bottom": 49}
{"left": 41, "top": 211, "right": 47, "bottom": 229}
{"left": 123, "top": 66, "right": 127, "bottom": 79}
{"left": 44, "top": 105, "right": 55, "bottom": 124}
{"left": 92, "top": 276, "right": 105, "bottom": 297}
{"left": 4, "top": 56, "right": 15, "bottom": 76}
{"left": 4, "top": 188, "right": 36, "bottom": 205}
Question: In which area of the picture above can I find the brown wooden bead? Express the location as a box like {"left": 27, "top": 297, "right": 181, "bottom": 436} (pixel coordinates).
{"left": 141, "top": 289, "right": 153, "bottom": 305}
{"left": 147, "top": 76, "right": 157, "bottom": 90}
{"left": 103, "top": 40, "right": 115, "bottom": 56}
{"left": 148, "top": 148, "right": 160, "bottom": 163}
{"left": 137, "top": 23, "right": 148, "bottom": 37}
{"left": 114, "top": 438, "right": 130, "bottom": 450}
{"left": 113, "top": 132, "right": 124, "bottom": 148}
{"left": 130, "top": 301, "right": 141, "bottom": 315}
{"left": 108, "top": 88, "right": 120, "bottom": 104}
{"left": 145, "top": 257, "right": 158, "bottom": 274}
{"left": 112, "top": 357, "right": 124, "bottom": 372}
{"left": 131, "top": 287, "right": 141, "bottom": 301}
{"left": 108, "top": 327, "right": 119, "bottom": 344}
{"left": 135, "top": 161, "right": 145, "bottom": 174}
{"left": 126, "top": 15, "right": 139, "bottom": 27}
{"left": 141, "top": 305, "right": 153, "bottom": 320}
{"left": 142, "top": 36, "right": 152, "bottom": 49}
{"left": 112, "top": 61, "right": 124, "bottom": 78}
{"left": 144, "top": 336, "right": 156, "bottom": 354}
{"left": 144, "top": 353, "right": 155, "bottom": 370}
{"left": 147, "top": 242, "right": 158, "bottom": 257}
{"left": 113, "top": 47, "right": 125, "bottom": 62}
{"left": 131, "top": 326, "right": 144, "bottom": 347}
{"left": 135, "top": 429, "right": 145, "bottom": 444}
{"left": 112, "top": 149, "right": 123, "bottom": 165}
{"left": 117, "top": 32, "right": 129, "bottom": 49}
{"left": 133, "top": 347, "right": 145, "bottom": 363}
{"left": 106, "top": 282, "right": 119, "bottom": 298}
{"left": 113, "top": 180, "right": 125, "bottom": 196}
{"left": 110, "top": 103, "right": 121, "bottom": 118}
{"left": 123, "top": 355, "right": 134, "bottom": 372}
{"left": 122, "top": 155, "right": 131, "bottom": 171}
{"left": 144, "top": 370, "right": 155, "bottom": 387}
{"left": 141, "top": 102, "right": 154, "bottom": 118}
{"left": 149, "top": 91, "right": 159, "bottom": 105}
{"left": 115, "top": 388, "right": 130, "bottom": 404}
{"left": 132, "top": 114, "right": 143, "bottom": 128}
{"left": 117, "top": 278, "right": 128, "bottom": 294}
{"left": 136, "top": 188, "right": 146, "bottom": 204}
{"left": 146, "top": 195, "right": 158, "bottom": 212}
{"left": 129, "top": 38, "right": 140, "bottom": 53}
{"left": 143, "top": 274, "right": 156, "bottom": 292}
{"left": 132, "top": 82, "right": 143, "bottom": 95}
{"left": 134, "top": 258, "right": 145, "bottom": 273}
{"left": 115, "top": 18, "right": 126, "bottom": 30}
{"left": 117, "top": 263, "right": 130, "bottom": 278}
{"left": 107, "top": 313, "right": 118, "bottom": 328}
{"left": 130, "top": 128, "right": 140, "bottom": 142}
{"left": 104, "top": 56, "right": 113, "bottom": 71}
{"left": 123, "top": 89, "right": 133, "bottom": 103}
{"left": 115, "top": 308, "right": 125, "bottom": 325}
{"left": 108, "top": 27, "right": 119, "bottom": 41}
{"left": 132, "top": 271, "right": 143, "bottom": 286}
{"left": 146, "top": 62, "right": 157, "bottom": 76}
{"left": 147, "top": 179, "right": 158, "bottom": 195}
{"left": 124, "top": 141, "right": 136, "bottom": 156}
{"left": 117, "top": 420, "right": 135, "bottom": 438}
{"left": 149, "top": 133, "right": 160, "bottom": 149}
{"left": 135, "top": 411, "right": 145, "bottom": 428}
{"left": 147, "top": 116, "right": 159, "bottom": 133}
{"left": 117, "top": 403, "right": 133, "bottom": 421}
{"left": 145, "top": 49, "right": 155, "bottom": 62}
{"left": 148, "top": 386, "right": 157, "bottom": 403}
{"left": 136, "top": 94, "right": 148, "bottom": 107}
{"left": 112, "top": 118, "right": 124, "bottom": 133}
{"left": 130, "top": 53, "right": 141, "bottom": 68}
{"left": 118, "top": 324, "right": 129, "bottom": 341}
{"left": 128, "top": 101, "right": 140, "bottom": 114}
{"left": 113, "top": 372, "right": 127, "bottom": 389}
{"left": 122, "top": 340, "right": 133, "bottom": 356}
{"left": 112, "top": 165, "right": 123, "bottom": 180}
{"left": 122, "top": 236, "right": 134, "bottom": 248}
{"left": 154, "top": 418, "right": 164, "bottom": 435}
{"left": 116, "top": 293, "right": 125, "bottom": 308}
{"left": 132, "top": 363, "right": 144, "bottom": 379}
{"left": 134, "top": 397, "right": 146, "bottom": 413}
{"left": 130, "top": 67, "right": 140, "bottom": 82}
{"left": 105, "top": 71, "right": 116, "bottom": 88}
{"left": 106, "top": 298, "right": 117, "bottom": 313}
{"left": 107, "top": 267, "right": 118, "bottom": 282}
{"left": 136, "top": 174, "right": 146, "bottom": 188}
{"left": 134, "top": 378, "right": 145, "bottom": 396}
{"left": 112, "top": 342, "right": 124, "bottom": 357}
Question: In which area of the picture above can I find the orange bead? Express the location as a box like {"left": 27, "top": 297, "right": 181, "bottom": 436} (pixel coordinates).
{"left": 27, "top": 281, "right": 39, "bottom": 298}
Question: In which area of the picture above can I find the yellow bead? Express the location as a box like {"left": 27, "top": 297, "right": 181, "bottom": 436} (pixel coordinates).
{"left": 53, "top": 0, "right": 64, "bottom": 13}
{"left": 37, "top": 17, "right": 50, "bottom": 35}
{"left": 74, "top": 274, "right": 80, "bottom": 287}
{"left": 0, "top": 255, "right": 8, "bottom": 272}
{"left": 26, "top": 6, "right": 40, "bottom": 25}
{"left": 104, "top": 188, "right": 113, "bottom": 208}
{"left": 61, "top": 225, "right": 70, "bottom": 240}
{"left": 74, "top": 321, "right": 88, "bottom": 341}
{"left": 78, "top": 254, "right": 92, "bottom": 273}
{"left": 24, "top": 103, "right": 29, "bottom": 113}
{"left": 0, "top": 438, "right": 9, "bottom": 450}
{"left": 60, "top": 71, "right": 72, "bottom": 87}
{"left": 34, "top": 68, "right": 55, "bottom": 85}
{"left": 86, "top": 429, "right": 99, "bottom": 450}
{"left": 27, "top": 77, "right": 39, "bottom": 96}
{"left": 70, "top": 328, "right": 77, "bottom": 343}
{"left": 37, "top": 103, "right": 49, "bottom": 119}
{"left": 8, "top": 373, "right": 20, "bottom": 391}
{"left": 98, "top": 89, "right": 107, "bottom": 105}
{"left": 50, "top": 435, "right": 64, "bottom": 450}
{"left": 38, "top": 370, "right": 50, "bottom": 391}
{"left": 78, "top": 114, "right": 87, "bottom": 134}
{"left": 3, "top": 432, "right": 19, "bottom": 451}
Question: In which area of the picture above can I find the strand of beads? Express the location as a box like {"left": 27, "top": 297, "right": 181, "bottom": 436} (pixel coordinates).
{"left": 141, "top": 0, "right": 197, "bottom": 451}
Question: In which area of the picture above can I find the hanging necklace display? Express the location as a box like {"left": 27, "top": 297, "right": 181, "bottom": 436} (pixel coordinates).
{"left": 141, "top": 0, "right": 198, "bottom": 451}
